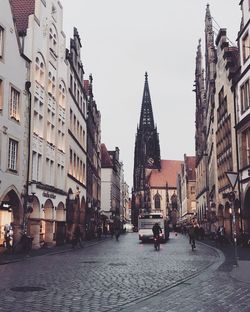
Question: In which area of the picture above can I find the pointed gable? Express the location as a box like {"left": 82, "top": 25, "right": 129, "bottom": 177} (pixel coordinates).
{"left": 10, "top": 0, "right": 35, "bottom": 35}
{"left": 185, "top": 156, "right": 196, "bottom": 181}
{"left": 149, "top": 160, "right": 183, "bottom": 188}
{"left": 101, "top": 144, "right": 113, "bottom": 168}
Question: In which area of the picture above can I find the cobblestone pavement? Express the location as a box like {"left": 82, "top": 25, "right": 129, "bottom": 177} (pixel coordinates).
{"left": 0, "top": 233, "right": 226, "bottom": 312}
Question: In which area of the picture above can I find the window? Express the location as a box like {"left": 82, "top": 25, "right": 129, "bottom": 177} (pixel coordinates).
{"left": 35, "top": 55, "right": 45, "bottom": 87}
{"left": 8, "top": 139, "right": 18, "bottom": 171}
{"left": 240, "top": 79, "right": 250, "bottom": 113}
{"left": 59, "top": 81, "right": 66, "bottom": 108}
{"left": 241, "top": 128, "right": 250, "bottom": 167}
{"left": 49, "top": 25, "right": 57, "bottom": 53}
{"left": 242, "top": 32, "right": 250, "bottom": 62}
{"left": 154, "top": 193, "right": 161, "bottom": 209}
{"left": 0, "top": 26, "right": 4, "bottom": 59}
{"left": 0, "top": 79, "right": 3, "bottom": 111}
{"left": 10, "top": 87, "right": 20, "bottom": 121}
{"left": 69, "top": 149, "right": 73, "bottom": 175}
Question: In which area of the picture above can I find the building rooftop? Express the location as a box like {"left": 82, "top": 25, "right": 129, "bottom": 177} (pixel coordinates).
{"left": 149, "top": 160, "right": 183, "bottom": 188}
{"left": 10, "top": 0, "right": 35, "bottom": 35}
{"left": 101, "top": 144, "right": 113, "bottom": 168}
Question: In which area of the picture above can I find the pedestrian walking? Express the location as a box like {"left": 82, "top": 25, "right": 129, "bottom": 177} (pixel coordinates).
{"left": 103, "top": 225, "right": 108, "bottom": 238}
{"left": 72, "top": 226, "right": 83, "bottom": 248}
{"left": 97, "top": 225, "right": 102, "bottom": 240}
{"left": 110, "top": 224, "right": 114, "bottom": 238}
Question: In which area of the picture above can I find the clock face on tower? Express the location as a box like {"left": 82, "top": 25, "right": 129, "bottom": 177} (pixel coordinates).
{"left": 147, "top": 157, "right": 154, "bottom": 166}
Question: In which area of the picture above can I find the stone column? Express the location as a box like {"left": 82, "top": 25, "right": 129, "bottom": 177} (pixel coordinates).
{"left": 45, "top": 221, "right": 54, "bottom": 245}
{"left": 29, "top": 219, "right": 40, "bottom": 249}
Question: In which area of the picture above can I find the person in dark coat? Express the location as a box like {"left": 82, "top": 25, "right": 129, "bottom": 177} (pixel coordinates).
{"left": 72, "top": 226, "right": 83, "bottom": 248}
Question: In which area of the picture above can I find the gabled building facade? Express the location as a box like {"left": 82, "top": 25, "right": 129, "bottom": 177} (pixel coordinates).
{"left": 236, "top": 0, "right": 250, "bottom": 233}
{"left": 101, "top": 144, "right": 121, "bottom": 228}
{"left": 65, "top": 27, "right": 87, "bottom": 242}
{"left": 85, "top": 75, "right": 101, "bottom": 239}
{"left": 214, "top": 29, "right": 239, "bottom": 236}
{"left": 179, "top": 155, "right": 196, "bottom": 224}
{"left": 0, "top": 0, "right": 30, "bottom": 246}
{"left": 11, "top": 0, "right": 68, "bottom": 248}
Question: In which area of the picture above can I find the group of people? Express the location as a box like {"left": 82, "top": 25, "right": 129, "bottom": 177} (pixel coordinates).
{"left": 3, "top": 224, "right": 13, "bottom": 250}
{"left": 71, "top": 223, "right": 121, "bottom": 248}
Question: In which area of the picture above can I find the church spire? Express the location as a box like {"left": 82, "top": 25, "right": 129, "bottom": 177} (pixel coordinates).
{"left": 139, "top": 72, "right": 155, "bottom": 130}
{"left": 205, "top": 4, "right": 216, "bottom": 83}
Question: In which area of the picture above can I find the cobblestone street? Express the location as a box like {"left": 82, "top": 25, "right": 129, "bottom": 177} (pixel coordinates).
{"left": 0, "top": 232, "right": 249, "bottom": 312}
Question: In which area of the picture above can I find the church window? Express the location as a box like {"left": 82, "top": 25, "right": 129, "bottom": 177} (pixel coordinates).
{"left": 154, "top": 192, "right": 161, "bottom": 209}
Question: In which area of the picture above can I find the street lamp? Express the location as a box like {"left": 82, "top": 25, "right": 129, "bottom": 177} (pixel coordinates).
{"left": 225, "top": 171, "right": 238, "bottom": 267}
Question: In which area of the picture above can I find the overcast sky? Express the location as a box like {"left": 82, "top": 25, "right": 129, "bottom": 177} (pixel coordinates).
{"left": 61, "top": 0, "right": 241, "bottom": 189}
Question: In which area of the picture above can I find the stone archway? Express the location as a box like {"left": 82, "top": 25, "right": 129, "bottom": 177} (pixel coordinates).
{"left": 243, "top": 188, "right": 250, "bottom": 232}
{"left": 43, "top": 199, "right": 54, "bottom": 246}
{"left": 27, "top": 196, "right": 41, "bottom": 249}
{"left": 80, "top": 196, "right": 86, "bottom": 239}
{"left": 0, "top": 188, "right": 22, "bottom": 246}
{"left": 55, "top": 202, "right": 66, "bottom": 246}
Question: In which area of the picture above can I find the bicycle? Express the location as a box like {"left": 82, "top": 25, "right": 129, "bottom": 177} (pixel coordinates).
{"left": 191, "top": 237, "right": 196, "bottom": 251}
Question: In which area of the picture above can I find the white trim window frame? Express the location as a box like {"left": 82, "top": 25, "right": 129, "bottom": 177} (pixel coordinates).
{"left": 242, "top": 32, "right": 250, "bottom": 63}
{"left": 8, "top": 138, "right": 18, "bottom": 171}
{"left": 240, "top": 79, "right": 250, "bottom": 114}
{"left": 0, "top": 26, "right": 4, "bottom": 59}
{"left": 0, "top": 78, "right": 3, "bottom": 112}
{"left": 9, "top": 86, "right": 20, "bottom": 121}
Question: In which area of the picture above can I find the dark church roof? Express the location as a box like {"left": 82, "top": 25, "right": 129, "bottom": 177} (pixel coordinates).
{"left": 139, "top": 72, "right": 155, "bottom": 129}
{"left": 10, "top": 0, "right": 35, "bottom": 35}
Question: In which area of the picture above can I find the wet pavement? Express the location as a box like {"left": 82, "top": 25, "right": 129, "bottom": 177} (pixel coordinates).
{"left": 0, "top": 233, "right": 249, "bottom": 312}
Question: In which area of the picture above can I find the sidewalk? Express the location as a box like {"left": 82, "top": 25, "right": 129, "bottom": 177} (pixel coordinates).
{"left": 0, "top": 236, "right": 111, "bottom": 265}
{"left": 200, "top": 237, "right": 250, "bottom": 284}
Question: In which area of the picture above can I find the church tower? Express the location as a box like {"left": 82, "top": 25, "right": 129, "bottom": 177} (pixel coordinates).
{"left": 131, "top": 73, "right": 161, "bottom": 225}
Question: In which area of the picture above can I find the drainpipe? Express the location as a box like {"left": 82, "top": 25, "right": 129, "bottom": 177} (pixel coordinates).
{"left": 23, "top": 81, "right": 32, "bottom": 232}
{"left": 233, "top": 88, "right": 243, "bottom": 231}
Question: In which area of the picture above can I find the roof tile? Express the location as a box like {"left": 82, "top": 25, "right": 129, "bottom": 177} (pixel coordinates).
{"left": 149, "top": 160, "right": 183, "bottom": 188}
{"left": 10, "top": 0, "right": 35, "bottom": 35}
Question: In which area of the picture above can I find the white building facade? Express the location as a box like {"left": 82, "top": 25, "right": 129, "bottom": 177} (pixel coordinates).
{"left": 65, "top": 28, "right": 87, "bottom": 241}
{"left": 0, "top": 0, "right": 30, "bottom": 246}
{"left": 236, "top": 0, "right": 250, "bottom": 232}
{"left": 11, "top": 0, "right": 68, "bottom": 248}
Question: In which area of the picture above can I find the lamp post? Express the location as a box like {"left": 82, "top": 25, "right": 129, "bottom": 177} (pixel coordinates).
{"left": 225, "top": 171, "right": 239, "bottom": 267}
